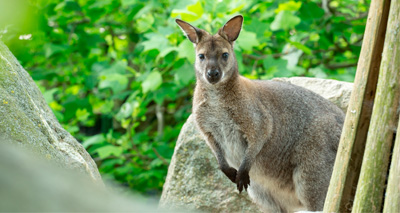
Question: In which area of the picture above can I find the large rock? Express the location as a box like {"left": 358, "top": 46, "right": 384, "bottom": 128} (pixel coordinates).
{"left": 0, "top": 41, "right": 101, "bottom": 183}
{"left": 159, "top": 114, "right": 259, "bottom": 212}
{"left": 272, "top": 77, "right": 353, "bottom": 112}
{"left": 0, "top": 142, "right": 161, "bottom": 212}
{"left": 160, "top": 77, "right": 353, "bottom": 212}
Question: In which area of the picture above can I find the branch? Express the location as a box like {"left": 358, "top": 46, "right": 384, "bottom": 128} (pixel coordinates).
{"left": 325, "top": 62, "right": 358, "bottom": 69}
{"left": 156, "top": 104, "right": 164, "bottom": 137}
{"left": 93, "top": 152, "right": 152, "bottom": 164}
{"left": 243, "top": 46, "right": 339, "bottom": 61}
{"left": 322, "top": 0, "right": 332, "bottom": 16}
{"left": 152, "top": 147, "right": 169, "bottom": 165}
{"left": 243, "top": 51, "right": 295, "bottom": 60}
{"left": 348, "top": 12, "right": 368, "bottom": 21}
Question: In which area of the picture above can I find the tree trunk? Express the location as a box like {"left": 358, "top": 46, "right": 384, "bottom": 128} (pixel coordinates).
{"left": 383, "top": 118, "right": 400, "bottom": 212}
{"left": 0, "top": 41, "right": 102, "bottom": 184}
{"left": 323, "top": 0, "right": 391, "bottom": 211}
{"left": 352, "top": 0, "right": 400, "bottom": 210}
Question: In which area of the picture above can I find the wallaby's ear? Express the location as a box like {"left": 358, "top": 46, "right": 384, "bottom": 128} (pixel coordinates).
{"left": 218, "top": 15, "right": 243, "bottom": 42}
{"left": 176, "top": 19, "right": 203, "bottom": 44}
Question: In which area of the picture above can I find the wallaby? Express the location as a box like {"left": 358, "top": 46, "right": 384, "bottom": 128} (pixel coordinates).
{"left": 176, "top": 15, "right": 344, "bottom": 212}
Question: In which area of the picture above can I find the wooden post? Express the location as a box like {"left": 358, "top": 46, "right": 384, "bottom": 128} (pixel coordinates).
{"left": 323, "top": 0, "right": 391, "bottom": 211}
{"left": 383, "top": 118, "right": 400, "bottom": 212}
{"left": 352, "top": 0, "right": 400, "bottom": 210}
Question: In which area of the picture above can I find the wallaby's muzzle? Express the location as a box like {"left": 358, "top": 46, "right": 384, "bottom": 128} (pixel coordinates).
{"left": 206, "top": 69, "right": 221, "bottom": 84}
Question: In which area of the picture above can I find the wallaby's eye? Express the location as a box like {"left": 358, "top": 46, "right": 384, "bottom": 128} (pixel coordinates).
{"left": 198, "top": 54, "right": 205, "bottom": 61}
{"left": 222, "top": 52, "right": 229, "bottom": 60}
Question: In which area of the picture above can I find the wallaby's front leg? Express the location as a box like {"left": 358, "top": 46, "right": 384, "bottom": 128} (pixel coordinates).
{"left": 204, "top": 132, "right": 237, "bottom": 183}
{"left": 236, "top": 136, "right": 265, "bottom": 193}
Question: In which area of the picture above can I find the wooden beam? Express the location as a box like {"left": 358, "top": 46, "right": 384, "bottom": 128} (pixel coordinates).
{"left": 323, "top": 0, "right": 391, "bottom": 211}
{"left": 383, "top": 119, "right": 400, "bottom": 212}
{"left": 352, "top": 0, "right": 400, "bottom": 210}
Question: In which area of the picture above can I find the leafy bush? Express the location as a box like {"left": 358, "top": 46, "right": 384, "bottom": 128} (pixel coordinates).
{"left": 1, "top": 0, "right": 368, "bottom": 197}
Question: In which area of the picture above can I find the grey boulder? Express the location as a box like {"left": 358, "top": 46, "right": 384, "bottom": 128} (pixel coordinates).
{"left": 0, "top": 41, "right": 102, "bottom": 183}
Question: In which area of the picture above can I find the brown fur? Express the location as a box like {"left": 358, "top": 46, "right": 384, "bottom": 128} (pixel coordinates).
{"left": 176, "top": 15, "right": 344, "bottom": 212}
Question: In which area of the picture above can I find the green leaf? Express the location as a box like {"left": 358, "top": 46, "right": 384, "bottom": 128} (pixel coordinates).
{"left": 99, "top": 73, "right": 128, "bottom": 93}
{"left": 236, "top": 30, "right": 259, "bottom": 51}
{"left": 136, "top": 13, "right": 154, "bottom": 33}
{"left": 282, "top": 49, "right": 303, "bottom": 69}
{"left": 100, "top": 60, "right": 127, "bottom": 75}
{"left": 177, "top": 39, "right": 195, "bottom": 63}
{"left": 89, "top": 0, "right": 112, "bottom": 9}
{"left": 246, "top": 19, "right": 270, "bottom": 39}
{"left": 275, "top": 1, "right": 302, "bottom": 13}
{"left": 54, "top": 0, "right": 80, "bottom": 11}
{"left": 76, "top": 108, "right": 90, "bottom": 122}
{"left": 150, "top": 158, "right": 164, "bottom": 167}
{"left": 309, "top": 33, "right": 320, "bottom": 42}
{"left": 174, "top": 62, "right": 195, "bottom": 85}
{"left": 101, "top": 100, "right": 114, "bottom": 114}
{"left": 158, "top": 47, "right": 178, "bottom": 58}
{"left": 116, "top": 101, "right": 138, "bottom": 121}
{"left": 54, "top": 1, "right": 66, "bottom": 11}
{"left": 121, "top": 0, "right": 136, "bottom": 7}
{"left": 299, "top": 2, "right": 325, "bottom": 20}
{"left": 43, "top": 88, "right": 58, "bottom": 103}
{"left": 288, "top": 41, "right": 312, "bottom": 55}
{"left": 96, "top": 145, "right": 123, "bottom": 159}
{"left": 230, "top": 3, "right": 245, "bottom": 14}
{"left": 263, "top": 56, "right": 291, "bottom": 77}
{"left": 187, "top": 1, "right": 203, "bottom": 17}
{"left": 141, "top": 33, "right": 169, "bottom": 52}
{"left": 44, "top": 43, "right": 67, "bottom": 58}
{"left": 263, "top": 56, "right": 288, "bottom": 70}
{"left": 171, "top": 1, "right": 203, "bottom": 22}
{"left": 309, "top": 67, "right": 328, "bottom": 78}
{"left": 141, "top": 70, "right": 162, "bottom": 93}
{"left": 82, "top": 134, "right": 106, "bottom": 149}
{"left": 270, "top": 11, "right": 301, "bottom": 31}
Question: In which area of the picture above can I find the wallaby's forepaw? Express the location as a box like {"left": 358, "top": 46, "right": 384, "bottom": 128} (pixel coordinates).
{"left": 236, "top": 170, "right": 250, "bottom": 193}
{"left": 221, "top": 167, "right": 237, "bottom": 183}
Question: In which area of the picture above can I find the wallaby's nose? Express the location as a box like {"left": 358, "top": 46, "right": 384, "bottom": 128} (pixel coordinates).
{"left": 207, "top": 69, "right": 220, "bottom": 78}
{"left": 206, "top": 69, "right": 221, "bottom": 84}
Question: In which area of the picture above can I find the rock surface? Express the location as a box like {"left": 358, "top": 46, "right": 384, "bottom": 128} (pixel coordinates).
{"left": 0, "top": 142, "right": 161, "bottom": 212}
{"left": 0, "top": 41, "right": 102, "bottom": 183}
{"left": 160, "top": 77, "right": 353, "bottom": 212}
{"left": 159, "top": 114, "right": 258, "bottom": 212}
{"left": 272, "top": 77, "right": 353, "bottom": 112}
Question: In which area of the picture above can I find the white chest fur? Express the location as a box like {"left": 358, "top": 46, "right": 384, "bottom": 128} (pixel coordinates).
{"left": 195, "top": 99, "right": 246, "bottom": 169}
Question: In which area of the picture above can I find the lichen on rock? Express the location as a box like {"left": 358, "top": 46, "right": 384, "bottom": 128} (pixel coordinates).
{"left": 0, "top": 41, "right": 102, "bottom": 184}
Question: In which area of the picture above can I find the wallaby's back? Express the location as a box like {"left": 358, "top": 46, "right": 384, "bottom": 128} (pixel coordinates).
{"left": 250, "top": 80, "right": 344, "bottom": 211}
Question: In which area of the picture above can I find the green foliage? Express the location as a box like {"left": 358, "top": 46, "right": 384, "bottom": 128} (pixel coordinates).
{"left": 1, "top": 0, "right": 368, "bottom": 197}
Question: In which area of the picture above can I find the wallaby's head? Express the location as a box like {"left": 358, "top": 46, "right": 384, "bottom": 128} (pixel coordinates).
{"left": 176, "top": 15, "right": 243, "bottom": 85}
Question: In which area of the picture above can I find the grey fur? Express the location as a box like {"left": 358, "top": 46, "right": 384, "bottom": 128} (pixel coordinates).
{"left": 176, "top": 15, "right": 344, "bottom": 212}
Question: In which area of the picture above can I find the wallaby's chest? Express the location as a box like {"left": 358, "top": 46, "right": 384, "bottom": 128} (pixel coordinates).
{"left": 195, "top": 99, "right": 246, "bottom": 168}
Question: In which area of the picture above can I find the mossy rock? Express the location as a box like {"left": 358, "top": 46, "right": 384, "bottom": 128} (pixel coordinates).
{"left": 0, "top": 41, "right": 101, "bottom": 183}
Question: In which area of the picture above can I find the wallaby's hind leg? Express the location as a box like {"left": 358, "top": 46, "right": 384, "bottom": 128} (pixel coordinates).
{"left": 248, "top": 182, "right": 288, "bottom": 213}
{"left": 293, "top": 117, "right": 339, "bottom": 210}
{"left": 293, "top": 142, "right": 335, "bottom": 209}
{"left": 293, "top": 164, "right": 330, "bottom": 210}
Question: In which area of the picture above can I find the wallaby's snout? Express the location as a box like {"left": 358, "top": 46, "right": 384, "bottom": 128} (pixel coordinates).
{"left": 206, "top": 59, "right": 222, "bottom": 84}
{"left": 206, "top": 68, "right": 221, "bottom": 84}
{"left": 198, "top": 50, "right": 228, "bottom": 84}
